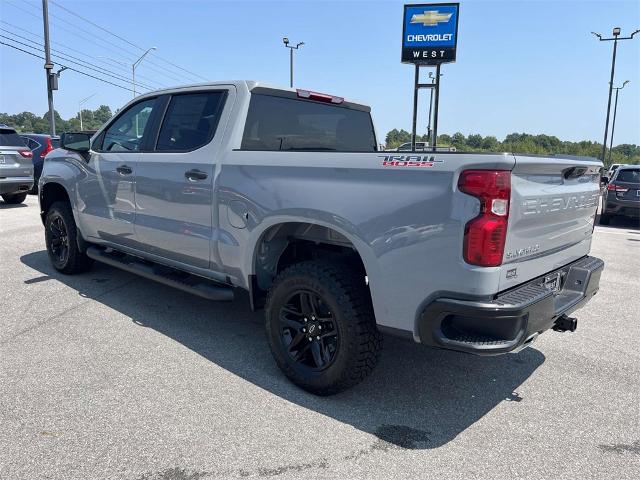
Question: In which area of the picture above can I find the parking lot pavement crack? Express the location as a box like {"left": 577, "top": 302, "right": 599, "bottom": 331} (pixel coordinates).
{"left": 136, "top": 467, "right": 210, "bottom": 480}
{"left": 137, "top": 433, "right": 425, "bottom": 480}
{"left": 1, "top": 278, "right": 139, "bottom": 346}
{"left": 598, "top": 440, "right": 640, "bottom": 455}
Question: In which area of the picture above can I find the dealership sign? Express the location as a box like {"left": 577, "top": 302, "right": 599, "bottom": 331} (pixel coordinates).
{"left": 401, "top": 3, "right": 459, "bottom": 64}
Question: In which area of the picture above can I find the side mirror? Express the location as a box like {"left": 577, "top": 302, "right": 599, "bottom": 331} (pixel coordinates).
{"left": 61, "top": 132, "right": 91, "bottom": 152}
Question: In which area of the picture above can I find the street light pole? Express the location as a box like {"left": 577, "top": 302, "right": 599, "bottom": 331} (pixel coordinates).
{"left": 99, "top": 51, "right": 155, "bottom": 98}
{"left": 607, "top": 81, "right": 629, "bottom": 165}
{"left": 592, "top": 27, "right": 639, "bottom": 162}
{"left": 283, "top": 38, "right": 304, "bottom": 88}
{"left": 132, "top": 47, "right": 156, "bottom": 98}
{"left": 78, "top": 93, "right": 97, "bottom": 131}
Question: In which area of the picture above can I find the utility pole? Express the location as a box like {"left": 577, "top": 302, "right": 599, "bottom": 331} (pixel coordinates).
{"left": 283, "top": 37, "right": 304, "bottom": 88}
{"left": 592, "top": 27, "right": 639, "bottom": 162}
{"left": 41, "top": 0, "right": 55, "bottom": 136}
{"left": 608, "top": 81, "right": 630, "bottom": 165}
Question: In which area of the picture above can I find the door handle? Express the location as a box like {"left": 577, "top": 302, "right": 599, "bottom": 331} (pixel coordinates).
{"left": 185, "top": 169, "right": 208, "bottom": 181}
{"left": 116, "top": 165, "right": 133, "bottom": 175}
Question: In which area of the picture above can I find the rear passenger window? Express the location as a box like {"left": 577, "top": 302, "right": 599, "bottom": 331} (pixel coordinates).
{"left": 241, "top": 94, "right": 377, "bottom": 152}
{"left": 616, "top": 169, "right": 640, "bottom": 184}
{"left": 156, "top": 92, "right": 226, "bottom": 152}
{"left": 0, "top": 128, "right": 24, "bottom": 146}
{"left": 21, "top": 137, "right": 37, "bottom": 149}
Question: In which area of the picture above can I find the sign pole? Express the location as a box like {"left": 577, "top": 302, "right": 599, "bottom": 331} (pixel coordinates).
{"left": 427, "top": 81, "right": 434, "bottom": 144}
{"left": 411, "top": 64, "right": 420, "bottom": 150}
{"left": 432, "top": 63, "right": 441, "bottom": 151}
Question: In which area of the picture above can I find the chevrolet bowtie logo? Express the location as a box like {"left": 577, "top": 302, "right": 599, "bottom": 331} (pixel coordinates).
{"left": 410, "top": 10, "right": 452, "bottom": 27}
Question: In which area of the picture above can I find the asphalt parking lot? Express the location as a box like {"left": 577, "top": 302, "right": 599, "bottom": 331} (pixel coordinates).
{"left": 1, "top": 195, "right": 638, "bottom": 480}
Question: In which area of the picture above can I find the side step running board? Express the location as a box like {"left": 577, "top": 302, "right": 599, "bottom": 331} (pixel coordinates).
{"left": 86, "top": 246, "right": 234, "bottom": 301}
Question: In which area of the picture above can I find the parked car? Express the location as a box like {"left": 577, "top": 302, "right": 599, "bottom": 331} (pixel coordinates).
{"left": 607, "top": 163, "right": 624, "bottom": 177}
{"left": 20, "top": 133, "right": 60, "bottom": 193}
{"left": 600, "top": 165, "right": 640, "bottom": 225}
{"left": 39, "top": 81, "right": 604, "bottom": 394}
{"left": 396, "top": 141, "right": 429, "bottom": 151}
{"left": 603, "top": 163, "right": 625, "bottom": 183}
{"left": 390, "top": 141, "right": 456, "bottom": 152}
{"left": 0, "top": 124, "right": 33, "bottom": 204}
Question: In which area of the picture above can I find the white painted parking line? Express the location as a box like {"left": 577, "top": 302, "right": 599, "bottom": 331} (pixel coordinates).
{"left": 593, "top": 228, "right": 640, "bottom": 236}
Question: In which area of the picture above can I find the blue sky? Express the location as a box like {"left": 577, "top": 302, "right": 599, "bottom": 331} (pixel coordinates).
{"left": 0, "top": 0, "right": 638, "bottom": 144}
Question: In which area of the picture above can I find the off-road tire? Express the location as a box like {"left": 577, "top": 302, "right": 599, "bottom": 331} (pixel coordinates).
{"left": 45, "top": 201, "right": 94, "bottom": 274}
{"left": 265, "top": 260, "right": 382, "bottom": 395}
{"left": 1, "top": 192, "right": 28, "bottom": 204}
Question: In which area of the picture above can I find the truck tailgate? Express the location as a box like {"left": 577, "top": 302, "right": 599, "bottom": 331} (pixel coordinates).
{"left": 499, "top": 155, "right": 602, "bottom": 291}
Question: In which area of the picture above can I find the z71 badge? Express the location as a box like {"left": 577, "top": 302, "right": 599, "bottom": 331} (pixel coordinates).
{"left": 379, "top": 155, "right": 444, "bottom": 167}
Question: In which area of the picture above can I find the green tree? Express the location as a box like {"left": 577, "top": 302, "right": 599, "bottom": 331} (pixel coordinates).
{"left": 93, "top": 105, "right": 113, "bottom": 124}
{"left": 438, "top": 133, "right": 452, "bottom": 145}
{"left": 385, "top": 128, "right": 412, "bottom": 149}
{"left": 383, "top": 128, "right": 638, "bottom": 165}
{"left": 481, "top": 136, "right": 499, "bottom": 151}
{"left": 450, "top": 132, "right": 467, "bottom": 149}
{"left": 1, "top": 105, "right": 115, "bottom": 134}
{"left": 466, "top": 134, "right": 484, "bottom": 149}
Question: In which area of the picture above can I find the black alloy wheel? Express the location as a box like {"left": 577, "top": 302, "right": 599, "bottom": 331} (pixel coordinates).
{"left": 44, "top": 201, "right": 93, "bottom": 274}
{"left": 278, "top": 290, "right": 339, "bottom": 371}
{"left": 48, "top": 212, "right": 70, "bottom": 266}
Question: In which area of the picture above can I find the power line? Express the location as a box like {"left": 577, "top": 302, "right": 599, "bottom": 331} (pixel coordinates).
{"left": 0, "top": 33, "right": 155, "bottom": 91}
{"left": 0, "top": 20, "right": 166, "bottom": 88}
{"left": 0, "top": 29, "right": 158, "bottom": 91}
{"left": 25, "top": 0, "right": 204, "bottom": 83}
{"left": 4, "top": 0, "right": 137, "bottom": 62}
{"left": 4, "top": 0, "right": 192, "bottom": 85}
{"left": 48, "top": 0, "right": 209, "bottom": 82}
{"left": 13, "top": 0, "right": 140, "bottom": 63}
{"left": 1, "top": 40, "right": 134, "bottom": 92}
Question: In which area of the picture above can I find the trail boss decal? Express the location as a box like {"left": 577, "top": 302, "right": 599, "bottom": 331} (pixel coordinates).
{"left": 379, "top": 155, "right": 444, "bottom": 167}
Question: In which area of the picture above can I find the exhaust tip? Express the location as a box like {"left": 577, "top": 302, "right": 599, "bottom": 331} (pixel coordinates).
{"left": 553, "top": 315, "right": 578, "bottom": 333}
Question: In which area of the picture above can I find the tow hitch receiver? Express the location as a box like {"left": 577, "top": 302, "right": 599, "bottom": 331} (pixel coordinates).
{"left": 553, "top": 315, "right": 578, "bottom": 332}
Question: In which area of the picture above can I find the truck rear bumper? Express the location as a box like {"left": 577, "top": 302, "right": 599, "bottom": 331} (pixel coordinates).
{"left": 417, "top": 256, "right": 604, "bottom": 355}
{"left": 603, "top": 195, "right": 640, "bottom": 218}
{"left": 0, "top": 177, "right": 34, "bottom": 195}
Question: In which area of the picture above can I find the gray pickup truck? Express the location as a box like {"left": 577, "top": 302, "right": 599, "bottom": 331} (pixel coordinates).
{"left": 39, "top": 81, "right": 604, "bottom": 394}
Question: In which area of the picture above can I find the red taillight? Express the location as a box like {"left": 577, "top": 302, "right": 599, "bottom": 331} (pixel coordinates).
{"left": 458, "top": 170, "right": 511, "bottom": 267}
{"left": 607, "top": 183, "right": 628, "bottom": 193}
{"left": 296, "top": 89, "right": 344, "bottom": 104}
{"left": 40, "top": 137, "right": 54, "bottom": 158}
{"left": 19, "top": 150, "right": 33, "bottom": 158}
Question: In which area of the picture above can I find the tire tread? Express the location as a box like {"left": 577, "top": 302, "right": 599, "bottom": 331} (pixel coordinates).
{"left": 265, "top": 260, "right": 382, "bottom": 395}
